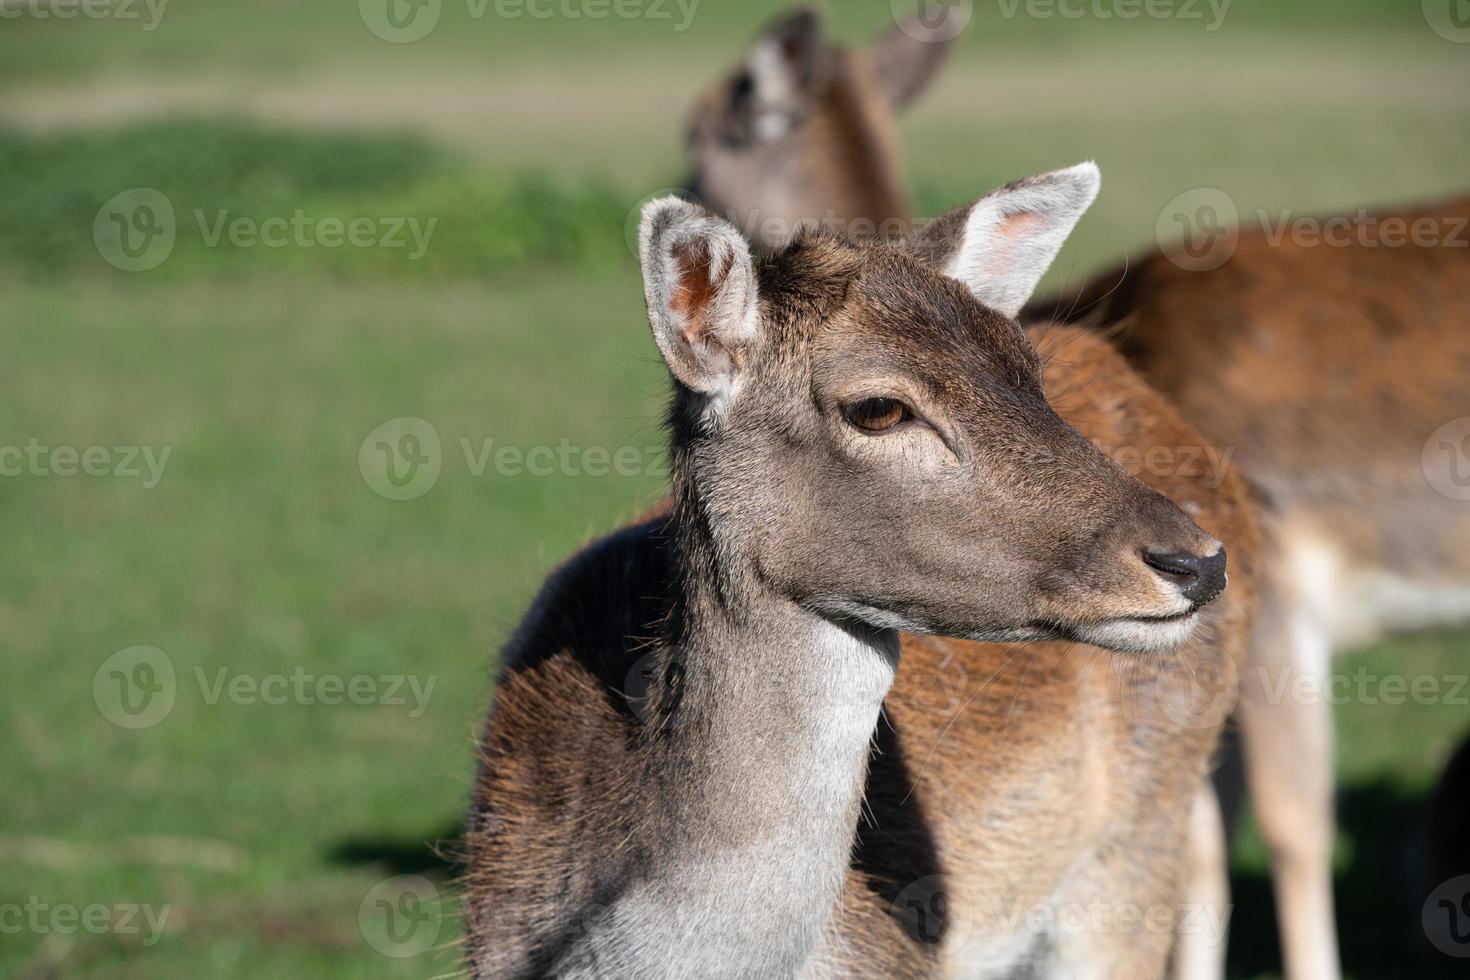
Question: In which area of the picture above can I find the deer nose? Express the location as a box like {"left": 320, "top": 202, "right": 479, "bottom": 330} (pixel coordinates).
{"left": 1142, "top": 547, "right": 1228, "bottom": 607}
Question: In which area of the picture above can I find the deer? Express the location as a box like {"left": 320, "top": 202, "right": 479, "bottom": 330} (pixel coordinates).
{"left": 674, "top": 8, "right": 1248, "bottom": 978}
{"left": 1025, "top": 198, "right": 1470, "bottom": 980}
{"left": 682, "top": 8, "right": 1470, "bottom": 978}
{"left": 463, "top": 162, "right": 1258, "bottom": 978}
{"left": 682, "top": 5, "right": 958, "bottom": 250}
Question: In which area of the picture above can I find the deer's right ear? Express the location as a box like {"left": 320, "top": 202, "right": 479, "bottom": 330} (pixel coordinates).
{"left": 639, "top": 197, "right": 760, "bottom": 399}
{"left": 905, "top": 162, "right": 1101, "bottom": 318}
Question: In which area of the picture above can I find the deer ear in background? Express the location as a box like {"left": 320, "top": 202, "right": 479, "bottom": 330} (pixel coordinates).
{"left": 870, "top": 6, "right": 963, "bottom": 109}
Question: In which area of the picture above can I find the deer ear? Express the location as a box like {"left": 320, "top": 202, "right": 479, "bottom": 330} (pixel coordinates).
{"left": 639, "top": 197, "right": 760, "bottom": 399}
{"left": 907, "top": 162, "right": 1100, "bottom": 318}
{"left": 747, "top": 6, "right": 830, "bottom": 119}
{"left": 870, "top": 9, "right": 961, "bottom": 109}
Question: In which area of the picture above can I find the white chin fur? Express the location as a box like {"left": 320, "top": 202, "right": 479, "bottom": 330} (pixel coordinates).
{"left": 1067, "top": 612, "right": 1200, "bottom": 654}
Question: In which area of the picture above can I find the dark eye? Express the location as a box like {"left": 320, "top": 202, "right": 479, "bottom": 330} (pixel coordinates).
{"left": 730, "top": 71, "right": 754, "bottom": 102}
{"left": 843, "top": 398, "right": 912, "bottom": 434}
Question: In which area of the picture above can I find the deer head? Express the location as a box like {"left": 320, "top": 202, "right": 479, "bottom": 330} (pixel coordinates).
{"left": 640, "top": 162, "right": 1227, "bottom": 654}
{"left": 683, "top": 5, "right": 958, "bottom": 249}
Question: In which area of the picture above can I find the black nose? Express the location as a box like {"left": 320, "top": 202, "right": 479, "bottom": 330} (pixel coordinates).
{"left": 1143, "top": 547, "right": 1228, "bottom": 607}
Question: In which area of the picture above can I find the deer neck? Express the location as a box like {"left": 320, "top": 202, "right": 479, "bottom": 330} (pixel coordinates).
{"left": 622, "top": 445, "right": 898, "bottom": 974}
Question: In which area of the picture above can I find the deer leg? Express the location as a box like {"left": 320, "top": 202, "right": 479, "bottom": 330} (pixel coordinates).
{"left": 1238, "top": 580, "right": 1341, "bottom": 980}
{"left": 1170, "top": 781, "right": 1230, "bottom": 980}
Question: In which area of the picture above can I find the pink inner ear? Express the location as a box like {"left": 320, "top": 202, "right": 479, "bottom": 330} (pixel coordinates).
{"left": 997, "top": 211, "right": 1044, "bottom": 239}
{"left": 670, "top": 241, "right": 732, "bottom": 346}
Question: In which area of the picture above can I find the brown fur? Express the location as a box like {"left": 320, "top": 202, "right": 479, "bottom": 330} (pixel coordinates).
{"left": 1032, "top": 197, "right": 1470, "bottom": 592}
{"left": 1028, "top": 196, "right": 1470, "bottom": 978}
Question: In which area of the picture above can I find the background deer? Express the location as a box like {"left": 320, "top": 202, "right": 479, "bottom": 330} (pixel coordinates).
{"left": 465, "top": 164, "right": 1258, "bottom": 976}
{"left": 682, "top": 5, "right": 958, "bottom": 249}
{"left": 684, "top": 9, "right": 1470, "bottom": 979}
{"left": 1028, "top": 197, "right": 1470, "bottom": 980}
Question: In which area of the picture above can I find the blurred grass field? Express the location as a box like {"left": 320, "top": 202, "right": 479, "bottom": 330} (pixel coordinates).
{"left": 2, "top": 2, "right": 1469, "bottom": 978}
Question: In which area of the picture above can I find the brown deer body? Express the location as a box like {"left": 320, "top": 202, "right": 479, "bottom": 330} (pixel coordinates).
{"left": 465, "top": 159, "right": 1258, "bottom": 975}
{"left": 1031, "top": 182, "right": 1470, "bottom": 980}
{"left": 685, "top": 10, "right": 1469, "bottom": 978}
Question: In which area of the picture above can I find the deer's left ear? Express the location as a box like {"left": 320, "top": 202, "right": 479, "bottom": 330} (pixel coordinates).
{"left": 639, "top": 197, "right": 760, "bottom": 401}
{"left": 870, "top": 8, "right": 961, "bottom": 109}
{"left": 906, "top": 162, "right": 1100, "bottom": 318}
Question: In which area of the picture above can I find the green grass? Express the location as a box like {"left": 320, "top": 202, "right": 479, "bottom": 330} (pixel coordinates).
{"left": 2, "top": 3, "right": 1469, "bottom": 977}
{"left": 0, "top": 0, "right": 1438, "bottom": 82}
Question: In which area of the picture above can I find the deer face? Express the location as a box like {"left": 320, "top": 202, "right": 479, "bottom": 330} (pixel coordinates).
{"left": 683, "top": 6, "right": 955, "bottom": 248}
{"left": 639, "top": 164, "right": 1226, "bottom": 654}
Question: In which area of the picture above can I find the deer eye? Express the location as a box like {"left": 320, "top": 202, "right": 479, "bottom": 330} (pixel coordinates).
{"left": 843, "top": 397, "right": 913, "bottom": 434}
{"left": 730, "top": 71, "right": 754, "bottom": 103}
